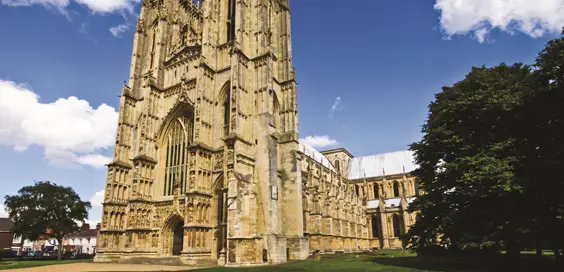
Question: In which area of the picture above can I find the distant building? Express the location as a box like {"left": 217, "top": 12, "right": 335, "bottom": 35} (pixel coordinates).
{"left": 63, "top": 223, "right": 100, "bottom": 255}
{"left": 11, "top": 234, "right": 33, "bottom": 256}
{"left": 0, "top": 218, "right": 14, "bottom": 256}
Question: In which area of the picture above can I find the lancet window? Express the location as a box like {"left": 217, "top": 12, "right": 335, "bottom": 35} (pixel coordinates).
{"left": 222, "top": 86, "right": 231, "bottom": 137}
{"left": 226, "top": 0, "right": 236, "bottom": 42}
{"left": 371, "top": 216, "right": 379, "bottom": 238}
{"left": 392, "top": 214, "right": 401, "bottom": 237}
{"left": 393, "top": 182, "right": 400, "bottom": 198}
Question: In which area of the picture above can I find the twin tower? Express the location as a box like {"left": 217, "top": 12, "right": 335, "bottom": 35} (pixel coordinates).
{"left": 95, "top": 0, "right": 369, "bottom": 266}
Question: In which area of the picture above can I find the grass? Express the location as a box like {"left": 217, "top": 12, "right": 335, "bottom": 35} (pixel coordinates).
{"left": 0, "top": 259, "right": 91, "bottom": 270}
{"left": 188, "top": 250, "right": 560, "bottom": 272}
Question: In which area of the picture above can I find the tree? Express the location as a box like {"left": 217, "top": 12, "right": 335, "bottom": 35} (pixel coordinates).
{"left": 4, "top": 181, "right": 91, "bottom": 260}
{"left": 512, "top": 30, "right": 564, "bottom": 260}
{"left": 405, "top": 63, "right": 534, "bottom": 256}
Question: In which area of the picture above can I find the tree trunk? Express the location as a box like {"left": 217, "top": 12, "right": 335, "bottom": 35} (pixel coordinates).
{"left": 57, "top": 238, "right": 63, "bottom": 260}
{"left": 535, "top": 236, "right": 543, "bottom": 256}
{"left": 505, "top": 237, "right": 521, "bottom": 259}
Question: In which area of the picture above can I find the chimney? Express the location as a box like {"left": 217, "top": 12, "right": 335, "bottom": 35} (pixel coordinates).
{"left": 96, "top": 223, "right": 101, "bottom": 230}
{"left": 82, "top": 223, "right": 90, "bottom": 231}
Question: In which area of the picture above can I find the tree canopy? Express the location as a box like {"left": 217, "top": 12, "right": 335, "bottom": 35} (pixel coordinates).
{"left": 4, "top": 181, "right": 91, "bottom": 260}
{"left": 406, "top": 31, "right": 564, "bottom": 261}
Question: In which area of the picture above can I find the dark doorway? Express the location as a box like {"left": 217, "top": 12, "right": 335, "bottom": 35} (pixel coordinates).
{"left": 173, "top": 221, "right": 184, "bottom": 256}
{"left": 217, "top": 190, "right": 228, "bottom": 255}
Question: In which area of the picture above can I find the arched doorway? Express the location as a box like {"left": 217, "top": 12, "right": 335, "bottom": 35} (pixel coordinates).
{"left": 172, "top": 221, "right": 184, "bottom": 256}
{"left": 161, "top": 215, "right": 184, "bottom": 256}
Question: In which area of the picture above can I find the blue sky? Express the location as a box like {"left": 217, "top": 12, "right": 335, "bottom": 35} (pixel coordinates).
{"left": 0, "top": 0, "right": 562, "bottom": 224}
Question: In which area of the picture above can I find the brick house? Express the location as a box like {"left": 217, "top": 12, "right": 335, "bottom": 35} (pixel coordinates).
{"left": 0, "top": 218, "right": 14, "bottom": 256}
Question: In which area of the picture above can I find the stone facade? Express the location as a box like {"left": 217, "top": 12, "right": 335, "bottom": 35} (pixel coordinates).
{"left": 300, "top": 148, "right": 420, "bottom": 252}
{"left": 95, "top": 0, "right": 418, "bottom": 267}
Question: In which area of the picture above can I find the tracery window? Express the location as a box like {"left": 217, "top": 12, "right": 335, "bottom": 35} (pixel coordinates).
{"left": 163, "top": 111, "right": 194, "bottom": 196}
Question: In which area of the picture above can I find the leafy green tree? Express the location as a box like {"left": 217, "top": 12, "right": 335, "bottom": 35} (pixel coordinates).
{"left": 4, "top": 181, "right": 91, "bottom": 260}
{"left": 512, "top": 30, "right": 564, "bottom": 260}
{"left": 406, "top": 63, "right": 534, "bottom": 256}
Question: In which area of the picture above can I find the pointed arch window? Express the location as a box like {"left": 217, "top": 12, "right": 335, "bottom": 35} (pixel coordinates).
{"left": 162, "top": 110, "right": 194, "bottom": 196}
{"left": 374, "top": 184, "right": 379, "bottom": 199}
{"left": 226, "top": 0, "right": 236, "bottom": 42}
{"left": 180, "top": 25, "right": 188, "bottom": 46}
{"left": 334, "top": 160, "right": 340, "bottom": 172}
{"left": 222, "top": 86, "right": 231, "bottom": 137}
{"left": 415, "top": 181, "right": 421, "bottom": 196}
{"left": 355, "top": 184, "right": 359, "bottom": 197}
{"left": 392, "top": 214, "right": 401, "bottom": 237}
{"left": 393, "top": 182, "right": 400, "bottom": 197}
{"left": 371, "top": 215, "right": 379, "bottom": 238}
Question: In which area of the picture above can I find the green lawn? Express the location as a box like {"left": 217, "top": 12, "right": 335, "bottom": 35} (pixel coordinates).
{"left": 189, "top": 250, "right": 559, "bottom": 272}
{"left": 0, "top": 259, "right": 91, "bottom": 270}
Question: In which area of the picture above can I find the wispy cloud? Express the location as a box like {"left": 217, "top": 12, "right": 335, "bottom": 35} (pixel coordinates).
{"left": 1, "top": 0, "right": 140, "bottom": 14}
{"left": 79, "top": 22, "right": 87, "bottom": 34}
{"left": 435, "top": 0, "right": 564, "bottom": 43}
{"left": 109, "top": 24, "right": 130, "bottom": 37}
{"left": 328, "top": 96, "right": 342, "bottom": 119}
{"left": 300, "top": 135, "right": 339, "bottom": 149}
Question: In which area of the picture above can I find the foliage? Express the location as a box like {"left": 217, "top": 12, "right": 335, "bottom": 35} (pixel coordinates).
{"left": 406, "top": 30, "right": 564, "bottom": 260}
{"left": 4, "top": 181, "right": 91, "bottom": 260}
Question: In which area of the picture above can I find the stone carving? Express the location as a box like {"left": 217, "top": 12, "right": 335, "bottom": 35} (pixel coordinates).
{"left": 136, "top": 18, "right": 145, "bottom": 33}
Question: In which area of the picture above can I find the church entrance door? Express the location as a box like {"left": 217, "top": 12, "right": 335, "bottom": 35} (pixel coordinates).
{"left": 172, "top": 221, "right": 184, "bottom": 256}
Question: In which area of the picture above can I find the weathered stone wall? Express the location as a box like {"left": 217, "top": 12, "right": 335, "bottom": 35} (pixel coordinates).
{"left": 299, "top": 153, "right": 370, "bottom": 253}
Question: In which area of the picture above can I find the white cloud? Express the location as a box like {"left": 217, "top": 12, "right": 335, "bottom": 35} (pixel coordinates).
{"left": 328, "top": 96, "right": 342, "bottom": 118}
{"left": 89, "top": 190, "right": 105, "bottom": 207}
{"left": 0, "top": 205, "right": 8, "bottom": 218}
{"left": 435, "top": 0, "right": 564, "bottom": 43}
{"left": 1, "top": 0, "right": 140, "bottom": 14}
{"left": 0, "top": 79, "right": 118, "bottom": 168}
{"left": 109, "top": 24, "right": 129, "bottom": 37}
{"left": 300, "top": 135, "right": 339, "bottom": 149}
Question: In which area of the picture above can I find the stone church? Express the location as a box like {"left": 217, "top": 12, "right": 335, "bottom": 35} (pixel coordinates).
{"left": 95, "top": 0, "right": 420, "bottom": 266}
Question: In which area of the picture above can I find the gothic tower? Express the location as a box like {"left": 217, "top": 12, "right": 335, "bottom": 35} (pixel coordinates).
{"left": 95, "top": 0, "right": 306, "bottom": 266}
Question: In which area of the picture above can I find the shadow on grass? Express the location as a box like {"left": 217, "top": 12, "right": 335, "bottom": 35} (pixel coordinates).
{"left": 370, "top": 254, "right": 560, "bottom": 272}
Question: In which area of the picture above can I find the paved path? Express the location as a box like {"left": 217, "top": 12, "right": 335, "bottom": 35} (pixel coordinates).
{"left": 7, "top": 263, "right": 207, "bottom": 272}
